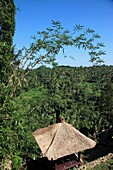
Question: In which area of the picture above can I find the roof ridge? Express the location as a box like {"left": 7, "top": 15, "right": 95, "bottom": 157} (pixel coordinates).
{"left": 43, "top": 123, "right": 61, "bottom": 156}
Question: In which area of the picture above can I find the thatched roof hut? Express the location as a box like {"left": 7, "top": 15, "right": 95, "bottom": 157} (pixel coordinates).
{"left": 32, "top": 120, "right": 96, "bottom": 160}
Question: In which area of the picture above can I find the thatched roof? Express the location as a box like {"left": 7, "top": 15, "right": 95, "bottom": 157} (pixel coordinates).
{"left": 32, "top": 121, "right": 96, "bottom": 160}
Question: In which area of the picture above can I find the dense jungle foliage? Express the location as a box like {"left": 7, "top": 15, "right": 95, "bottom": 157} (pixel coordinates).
{"left": 1, "top": 65, "right": 113, "bottom": 169}
{"left": 1, "top": 0, "right": 113, "bottom": 169}
{"left": 23, "top": 64, "right": 113, "bottom": 134}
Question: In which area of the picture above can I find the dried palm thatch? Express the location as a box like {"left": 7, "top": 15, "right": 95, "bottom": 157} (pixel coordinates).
{"left": 32, "top": 121, "right": 96, "bottom": 160}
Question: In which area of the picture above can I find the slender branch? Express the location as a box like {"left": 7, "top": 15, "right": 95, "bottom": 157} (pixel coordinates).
{"left": 24, "top": 51, "right": 51, "bottom": 77}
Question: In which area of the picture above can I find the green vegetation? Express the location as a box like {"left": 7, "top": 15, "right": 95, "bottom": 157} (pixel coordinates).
{"left": 1, "top": 0, "right": 113, "bottom": 170}
{"left": 26, "top": 65, "right": 113, "bottom": 131}
{"left": 92, "top": 158, "right": 113, "bottom": 170}
{"left": 0, "top": 0, "right": 15, "bottom": 84}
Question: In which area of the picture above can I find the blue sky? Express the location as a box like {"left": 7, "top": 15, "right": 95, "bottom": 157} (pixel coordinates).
{"left": 14, "top": 0, "right": 113, "bottom": 66}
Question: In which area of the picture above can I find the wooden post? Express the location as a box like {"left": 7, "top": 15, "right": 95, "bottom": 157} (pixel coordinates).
{"left": 78, "top": 152, "right": 80, "bottom": 161}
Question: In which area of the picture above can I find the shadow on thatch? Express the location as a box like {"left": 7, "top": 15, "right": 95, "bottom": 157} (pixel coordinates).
{"left": 82, "top": 143, "right": 113, "bottom": 162}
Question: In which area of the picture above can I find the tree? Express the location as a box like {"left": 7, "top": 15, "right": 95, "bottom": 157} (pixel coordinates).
{"left": 0, "top": 0, "right": 15, "bottom": 84}
{"left": 98, "top": 81, "right": 113, "bottom": 128}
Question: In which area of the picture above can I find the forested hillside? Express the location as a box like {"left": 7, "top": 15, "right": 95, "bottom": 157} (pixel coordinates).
{"left": 13, "top": 64, "right": 113, "bottom": 144}
{"left": 26, "top": 65, "right": 113, "bottom": 134}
